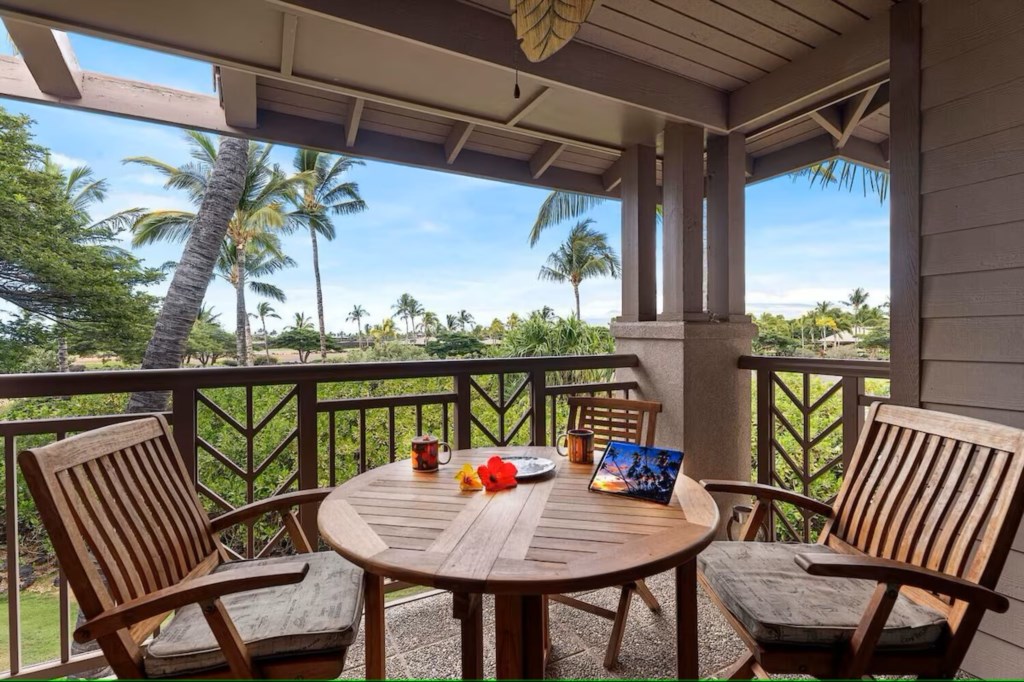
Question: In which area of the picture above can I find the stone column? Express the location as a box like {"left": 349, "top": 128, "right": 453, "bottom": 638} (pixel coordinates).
{"left": 612, "top": 320, "right": 755, "bottom": 534}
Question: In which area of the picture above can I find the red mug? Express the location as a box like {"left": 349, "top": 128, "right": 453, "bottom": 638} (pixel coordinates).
{"left": 411, "top": 434, "right": 452, "bottom": 472}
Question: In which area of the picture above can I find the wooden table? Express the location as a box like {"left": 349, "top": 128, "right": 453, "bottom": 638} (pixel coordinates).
{"left": 318, "top": 446, "right": 719, "bottom": 679}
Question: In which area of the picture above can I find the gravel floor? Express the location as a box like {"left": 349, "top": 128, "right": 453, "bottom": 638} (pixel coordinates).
{"left": 340, "top": 569, "right": 748, "bottom": 679}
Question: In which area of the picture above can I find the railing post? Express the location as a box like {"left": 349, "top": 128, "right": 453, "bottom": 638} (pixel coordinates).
{"left": 296, "top": 381, "right": 319, "bottom": 543}
{"left": 755, "top": 369, "right": 771, "bottom": 486}
{"left": 530, "top": 369, "right": 547, "bottom": 446}
{"left": 454, "top": 373, "right": 472, "bottom": 450}
{"left": 6, "top": 435, "right": 21, "bottom": 675}
{"left": 841, "top": 375, "right": 865, "bottom": 473}
{"left": 171, "top": 387, "right": 197, "bottom": 484}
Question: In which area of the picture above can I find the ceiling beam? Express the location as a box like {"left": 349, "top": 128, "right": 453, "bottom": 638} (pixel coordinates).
{"left": 280, "top": 13, "right": 298, "bottom": 76}
{"left": 268, "top": 0, "right": 727, "bottom": 130}
{"left": 505, "top": 86, "right": 550, "bottom": 127}
{"left": 0, "top": 56, "right": 616, "bottom": 198}
{"left": 601, "top": 159, "right": 623, "bottom": 192}
{"left": 3, "top": 19, "right": 80, "bottom": 98}
{"left": 837, "top": 136, "right": 888, "bottom": 172}
{"left": 809, "top": 106, "right": 843, "bottom": 140}
{"left": 529, "top": 141, "right": 566, "bottom": 179}
{"left": 345, "top": 97, "right": 364, "bottom": 147}
{"left": 217, "top": 67, "right": 257, "bottom": 128}
{"left": 730, "top": 14, "right": 889, "bottom": 132}
{"left": 444, "top": 121, "right": 474, "bottom": 164}
{"left": 837, "top": 83, "right": 880, "bottom": 149}
{"left": 747, "top": 134, "right": 836, "bottom": 184}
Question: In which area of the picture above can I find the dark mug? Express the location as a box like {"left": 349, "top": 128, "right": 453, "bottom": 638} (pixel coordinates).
{"left": 556, "top": 428, "right": 595, "bottom": 464}
{"left": 411, "top": 434, "right": 452, "bottom": 472}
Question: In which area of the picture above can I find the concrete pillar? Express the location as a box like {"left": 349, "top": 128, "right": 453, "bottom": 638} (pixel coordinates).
{"left": 612, "top": 320, "right": 755, "bottom": 534}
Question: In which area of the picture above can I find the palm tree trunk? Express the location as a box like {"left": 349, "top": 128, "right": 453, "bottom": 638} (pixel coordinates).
{"left": 127, "top": 137, "right": 248, "bottom": 414}
{"left": 262, "top": 319, "right": 271, "bottom": 360}
{"left": 310, "top": 228, "right": 328, "bottom": 362}
{"left": 235, "top": 245, "right": 249, "bottom": 366}
{"left": 244, "top": 315, "right": 254, "bottom": 362}
{"left": 573, "top": 283, "right": 581, "bottom": 320}
{"left": 57, "top": 334, "right": 68, "bottom": 372}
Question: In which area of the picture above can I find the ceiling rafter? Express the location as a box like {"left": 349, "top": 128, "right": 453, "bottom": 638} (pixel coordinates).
{"left": 505, "top": 87, "right": 550, "bottom": 126}
{"left": 217, "top": 66, "right": 257, "bottom": 128}
{"left": 809, "top": 107, "right": 843, "bottom": 140}
{"left": 730, "top": 14, "right": 889, "bottom": 132}
{"left": 444, "top": 121, "right": 474, "bottom": 164}
{"left": 267, "top": 0, "right": 727, "bottom": 130}
{"left": 0, "top": 56, "right": 617, "bottom": 198}
{"left": 836, "top": 83, "right": 881, "bottom": 149}
{"left": 529, "top": 141, "right": 566, "bottom": 179}
{"left": 280, "top": 13, "right": 298, "bottom": 76}
{"left": 345, "top": 97, "right": 364, "bottom": 147}
{"left": 2, "top": 18, "right": 81, "bottom": 98}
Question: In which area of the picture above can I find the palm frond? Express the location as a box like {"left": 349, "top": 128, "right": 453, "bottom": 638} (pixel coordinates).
{"left": 131, "top": 210, "right": 198, "bottom": 246}
{"left": 530, "top": 191, "right": 606, "bottom": 246}
{"left": 248, "top": 280, "right": 287, "bottom": 302}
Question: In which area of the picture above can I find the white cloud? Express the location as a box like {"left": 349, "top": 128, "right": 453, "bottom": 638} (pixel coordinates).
{"left": 48, "top": 151, "right": 89, "bottom": 169}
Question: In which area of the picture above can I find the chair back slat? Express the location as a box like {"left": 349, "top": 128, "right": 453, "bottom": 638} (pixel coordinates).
{"left": 567, "top": 396, "right": 662, "bottom": 449}
{"left": 18, "top": 416, "right": 219, "bottom": 673}
{"left": 826, "top": 404, "right": 1024, "bottom": 627}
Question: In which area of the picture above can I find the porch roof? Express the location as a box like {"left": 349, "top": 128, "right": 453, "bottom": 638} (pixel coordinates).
{"left": 0, "top": 0, "right": 890, "bottom": 195}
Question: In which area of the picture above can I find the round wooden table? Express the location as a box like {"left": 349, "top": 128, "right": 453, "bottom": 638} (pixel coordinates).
{"left": 318, "top": 446, "right": 719, "bottom": 679}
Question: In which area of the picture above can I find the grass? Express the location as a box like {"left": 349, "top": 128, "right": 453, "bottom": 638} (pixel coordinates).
{"left": 0, "top": 590, "right": 66, "bottom": 673}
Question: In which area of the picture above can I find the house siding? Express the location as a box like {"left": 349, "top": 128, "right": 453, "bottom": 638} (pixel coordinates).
{"left": 919, "top": 0, "right": 1024, "bottom": 675}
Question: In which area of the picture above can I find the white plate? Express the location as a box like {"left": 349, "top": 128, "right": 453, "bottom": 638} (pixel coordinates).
{"left": 502, "top": 455, "right": 556, "bottom": 480}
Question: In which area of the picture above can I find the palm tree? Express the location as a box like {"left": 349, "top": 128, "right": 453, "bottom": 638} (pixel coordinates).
{"left": 45, "top": 158, "right": 145, "bottom": 371}
{"left": 127, "top": 136, "right": 249, "bottom": 413}
{"left": 254, "top": 301, "right": 280, "bottom": 360}
{"left": 347, "top": 304, "right": 369, "bottom": 348}
{"left": 197, "top": 304, "right": 221, "bottom": 324}
{"left": 128, "top": 132, "right": 308, "bottom": 366}
{"left": 844, "top": 287, "right": 870, "bottom": 335}
{"left": 291, "top": 150, "right": 367, "bottom": 361}
{"left": 292, "top": 312, "right": 314, "bottom": 330}
{"left": 796, "top": 160, "right": 889, "bottom": 203}
{"left": 215, "top": 243, "right": 295, "bottom": 359}
{"left": 392, "top": 293, "right": 422, "bottom": 340}
{"left": 457, "top": 310, "right": 475, "bottom": 331}
{"left": 371, "top": 317, "right": 397, "bottom": 344}
{"left": 420, "top": 311, "right": 440, "bottom": 337}
{"left": 446, "top": 314, "right": 459, "bottom": 331}
{"left": 538, "top": 219, "right": 621, "bottom": 319}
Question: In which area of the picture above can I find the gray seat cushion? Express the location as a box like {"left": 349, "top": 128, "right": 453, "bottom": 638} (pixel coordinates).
{"left": 145, "top": 552, "right": 364, "bottom": 677}
{"left": 698, "top": 542, "right": 947, "bottom": 648}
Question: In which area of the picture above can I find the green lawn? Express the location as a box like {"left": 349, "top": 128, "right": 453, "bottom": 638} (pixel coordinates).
{"left": 1, "top": 590, "right": 65, "bottom": 673}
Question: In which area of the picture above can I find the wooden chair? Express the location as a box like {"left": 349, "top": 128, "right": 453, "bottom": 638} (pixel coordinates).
{"left": 18, "top": 415, "right": 364, "bottom": 679}
{"left": 700, "top": 403, "right": 1024, "bottom": 679}
{"left": 548, "top": 395, "right": 664, "bottom": 669}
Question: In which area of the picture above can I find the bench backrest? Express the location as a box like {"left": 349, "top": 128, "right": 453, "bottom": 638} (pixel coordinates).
{"left": 18, "top": 415, "right": 222, "bottom": 673}
{"left": 567, "top": 396, "right": 662, "bottom": 449}
{"left": 824, "top": 403, "right": 1024, "bottom": 632}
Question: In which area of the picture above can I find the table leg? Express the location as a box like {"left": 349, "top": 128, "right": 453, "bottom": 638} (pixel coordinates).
{"left": 495, "top": 594, "right": 546, "bottom": 679}
{"left": 676, "top": 559, "right": 699, "bottom": 679}
{"left": 453, "top": 592, "right": 484, "bottom": 680}
{"left": 364, "top": 572, "right": 385, "bottom": 680}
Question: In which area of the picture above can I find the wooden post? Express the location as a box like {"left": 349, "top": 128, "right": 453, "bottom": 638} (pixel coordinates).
{"left": 620, "top": 144, "right": 657, "bottom": 322}
{"left": 529, "top": 369, "right": 547, "bottom": 446}
{"left": 455, "top": 373, "right": 472, "bottom": 450}
{"left": 889, "top": 0, "right": 921, "bottom": 407}
{"left": 662, "top": 123, "right": 705, "bottom": 319}
{"left": 296, "top": 381, "right": 319, "bottom": 542}
{"left": 841, "top": 376, "right": 865, "bottom": 472}
{"left": 171, "top": 387, "right": 197, "bottom": 484}
{"left": 453, "top": 592, "right": 484, "bottom": 680}
{"left": 706, "top": 132, "right": 746, "bottom": 319}
{"left": 675, "top": 559, "right": 698, "bottom": 679}
{"left": 364, "top": 572, "right": 385, "bottom": 679}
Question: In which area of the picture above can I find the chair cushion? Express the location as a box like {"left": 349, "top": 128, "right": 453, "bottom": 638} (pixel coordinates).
{"left": 698, "top": 542, "right": 947, "bottom": 648}
{"left": 145, "top": 552, "right": 363, "bottom": 677}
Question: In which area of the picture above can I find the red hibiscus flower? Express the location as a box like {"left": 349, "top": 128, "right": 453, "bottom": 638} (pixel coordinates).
{"left": 477, "top": 456, "right": 518, "bottom": 492}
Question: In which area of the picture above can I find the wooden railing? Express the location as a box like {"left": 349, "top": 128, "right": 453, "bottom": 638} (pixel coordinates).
{"left": 0, "top": 354, "right": 637, "bottom": 679}
{"left": 739, "top": 356, "right": 891, "bottom": 542}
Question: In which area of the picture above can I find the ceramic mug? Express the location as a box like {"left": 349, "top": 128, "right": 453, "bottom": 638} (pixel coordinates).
{"left": 556, "top": 428, "right": 595, "bottom": 464}
{"left": 410, "top": 434, "right": 452, "bottom": 472}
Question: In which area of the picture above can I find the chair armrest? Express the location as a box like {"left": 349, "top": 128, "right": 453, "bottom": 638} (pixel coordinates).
{"left": 210, "top": 488, "right": 334, "bottom": 532}
{"left": 75, "top": 563, "right": 309, "bottom": 643}
{"left": 701, "top": 479, "right": 834, "bottom": 518}
{"left": 795, "top": 553, "right": 1009, "bottom": 613}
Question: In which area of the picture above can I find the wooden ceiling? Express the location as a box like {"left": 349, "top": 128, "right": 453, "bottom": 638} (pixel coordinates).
{"left": 0, "top": 0, "right": 892, "bottom": 196}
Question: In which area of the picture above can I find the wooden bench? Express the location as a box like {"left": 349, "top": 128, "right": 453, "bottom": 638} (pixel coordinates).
{"left": 700, "top": 403, "right": 1024, "bottom": 679}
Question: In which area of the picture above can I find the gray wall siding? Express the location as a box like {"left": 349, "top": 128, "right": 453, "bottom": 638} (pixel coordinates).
{"left": 920, "top": 0, "right": 1024, "bottom": 675}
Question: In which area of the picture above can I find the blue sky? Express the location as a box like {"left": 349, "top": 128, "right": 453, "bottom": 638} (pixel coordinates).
{"left": 2, "top": 35, "right": 890, "bottom": 334}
